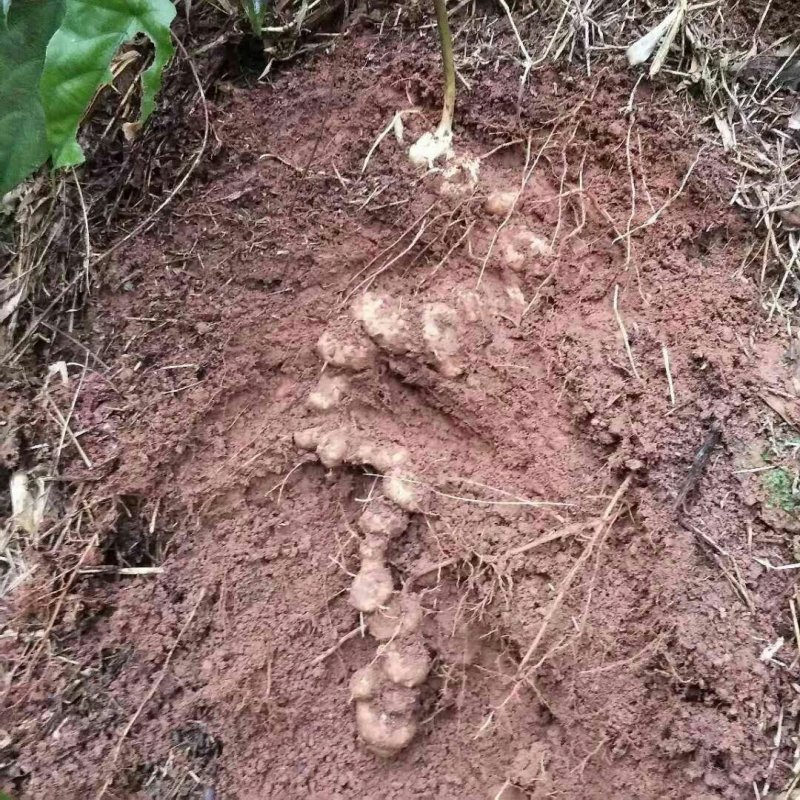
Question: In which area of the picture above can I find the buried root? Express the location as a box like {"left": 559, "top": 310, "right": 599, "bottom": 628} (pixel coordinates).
{"left": 295, "top": 333, "right": 433, "bottom": 758}
{"left": 294, "top": 428, "right": 430, "bottom": 757}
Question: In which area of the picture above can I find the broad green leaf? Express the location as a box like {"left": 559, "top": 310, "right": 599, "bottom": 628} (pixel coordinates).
{"left": 40, "top": 0, "right": 176, "bottom": 168}
{"left": 0, "top": 0, "right": 65, "bottom": 195}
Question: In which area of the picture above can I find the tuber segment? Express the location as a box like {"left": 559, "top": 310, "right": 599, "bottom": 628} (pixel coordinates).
{"left": 307, "top": 374, "right": 349, "bottom": 411}
{"left": 353, "top": 293, "right": 409, "bottom": 355}
{"left": 438, "top": 155, "right": 480, "bottom": 198}
{"left": 504, "top": 286, "right": 526, "bottom": 325}
{"left": 382, "top": 639, "right": 431, "bottom": 688}
{"left": 359, "top": 533, "right": 389, "bottom": 563}
{"left": 383, "top": 469, "right": 426, "bottom": 512}
{"left": 349, "top": 561, "right": 394, "bottom": 612}
{"left": 498, "top": 226, "right": 552, "bottom": 274}
{"left": 355, "top": 700, "right": 417, "bottom": 758}
{"left": 367, "top": 594, "right": 423, "bottom": 642}
{"left": 381, "top": 685, "right": 419, "bottom": 716}
{"left": 316, "top": 430, "right": 349, "bottom": 468}
{"left": 422, "top": 302, "right": 462, "bottom": 377}
{"left": 349, "top": 662, "right": 383, "bottom": 702}
{"left": 358, "top": 500, "right": 409, "bottom": 539}
{"left": 457, "top": 290, "right": 483, "bottom": 323}
{"left": 484, "top": 190, "right": 519, "bottom": 217}
{"left": 349, "top": 441, "right": 408, "bottom": 473}
{"left": 316, "top": 331, "right": 374, "bottom": 371}
{"left": 409, "top": 129, "right": 453, "bottom": 167}
{"left": 293, "top": 427, "right": 322, "bottom": 451}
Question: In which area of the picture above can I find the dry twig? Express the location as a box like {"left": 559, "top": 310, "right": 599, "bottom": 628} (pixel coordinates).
{"left": 479, "top": 475, "right": 633, "bottom": 732}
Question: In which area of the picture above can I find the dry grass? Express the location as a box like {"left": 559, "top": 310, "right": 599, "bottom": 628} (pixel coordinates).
{"left": 403, "top": 3, "right": 797, "bottom": 792}
{"left": 468, "top": 0, "right": 798, "bottom": 304}
{"left": 0, "top": 6, "right": 224, "bottom": 717}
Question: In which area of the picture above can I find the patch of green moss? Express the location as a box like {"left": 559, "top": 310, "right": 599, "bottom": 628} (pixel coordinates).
{"left": 762, "top": 468, "right": 800, "bottom": 514}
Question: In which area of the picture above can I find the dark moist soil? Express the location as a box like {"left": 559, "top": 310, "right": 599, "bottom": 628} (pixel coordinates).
{"left": 4, "top": 16, "right": 800, "bottom": 800}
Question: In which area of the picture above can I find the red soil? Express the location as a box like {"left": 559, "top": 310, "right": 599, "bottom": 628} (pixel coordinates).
{"left": 4, "top": 18, "right": 799, "bottom": 800}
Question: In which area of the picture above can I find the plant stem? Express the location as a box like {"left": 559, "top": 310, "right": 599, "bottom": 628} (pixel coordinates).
{"left": 433, "top": 0, "right": 455, "bottom": 134}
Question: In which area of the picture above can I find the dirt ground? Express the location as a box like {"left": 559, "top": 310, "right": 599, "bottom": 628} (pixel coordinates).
{"left": 3, "top": 10, "right": 800, "bottom": 800}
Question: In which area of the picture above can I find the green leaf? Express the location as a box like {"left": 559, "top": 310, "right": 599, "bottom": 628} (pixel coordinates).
{"left": 0, "top": 0, "right": 65, "bottom": 195}
{"left": 40, "top": 0, "right": 176, "bottom": 168}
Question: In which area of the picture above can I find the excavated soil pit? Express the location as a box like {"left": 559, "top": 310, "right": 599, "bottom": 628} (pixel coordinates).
{"left": 4, "top": 16, "right": 800, "bottom": 800}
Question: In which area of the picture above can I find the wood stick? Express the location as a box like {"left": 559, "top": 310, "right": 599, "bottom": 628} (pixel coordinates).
{"left": 433, "top": 0, "right": 455, "bottom": 133}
